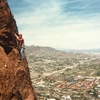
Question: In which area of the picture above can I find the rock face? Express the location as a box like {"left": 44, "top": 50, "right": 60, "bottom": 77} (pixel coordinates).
{"left": 0, "top": 0, "right": 37, "bottom": 100}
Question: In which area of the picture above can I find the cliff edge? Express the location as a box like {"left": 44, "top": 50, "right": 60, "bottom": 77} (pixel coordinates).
{"left": 0, "top": 0, "right": 37, "bottom": 100}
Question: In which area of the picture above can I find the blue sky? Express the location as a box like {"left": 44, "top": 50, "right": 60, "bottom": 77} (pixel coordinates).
{"left": 8, "top": 0, "right": 100, "bottom": 50}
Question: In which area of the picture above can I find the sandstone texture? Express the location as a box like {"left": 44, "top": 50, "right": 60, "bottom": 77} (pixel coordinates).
{"left": 0, "top": 0, "right": 37, "bottom": 100}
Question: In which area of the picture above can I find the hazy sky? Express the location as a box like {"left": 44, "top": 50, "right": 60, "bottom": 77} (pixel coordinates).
{"left": 8, "top": 0, "right": 100, "bottom": 50}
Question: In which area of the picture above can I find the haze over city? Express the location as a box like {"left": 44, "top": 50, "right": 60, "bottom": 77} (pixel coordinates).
{"left": 8, "top": 0, "right": 100, "bottom": 50}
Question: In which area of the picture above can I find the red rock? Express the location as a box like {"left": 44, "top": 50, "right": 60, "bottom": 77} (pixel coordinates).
{"left": 0, "top": 0, "right": 37, "bottom": 99}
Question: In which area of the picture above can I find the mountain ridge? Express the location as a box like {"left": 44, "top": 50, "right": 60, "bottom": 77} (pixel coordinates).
{"left": 26, "top": 45, "right": 100, "bottom": 53}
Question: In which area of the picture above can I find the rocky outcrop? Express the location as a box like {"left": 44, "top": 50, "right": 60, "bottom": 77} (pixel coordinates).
{"left": 0, "top": 0, "right": 37, "bottom": 100}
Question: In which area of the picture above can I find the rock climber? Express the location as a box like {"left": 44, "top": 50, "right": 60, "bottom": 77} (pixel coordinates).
{"left": 15, "top": 33, "right": 25, "bottom": 59}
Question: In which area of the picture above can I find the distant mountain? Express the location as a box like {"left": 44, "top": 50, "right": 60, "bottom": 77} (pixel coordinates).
{"left": 25, "top": 45, "right": 100, "bottom": 54}
{"left": 25, "top": 45, "right": 70, "bottom": 58}
{"left": 64, "top": 48, "right": 100, "bottom": 53}
{"left": 25, "top": 45, "right": 96, "bottom": 59}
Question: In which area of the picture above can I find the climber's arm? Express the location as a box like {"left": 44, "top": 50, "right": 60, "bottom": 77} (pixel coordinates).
{"left": 15, "top": 34, "right": 22, "bottom": 41}
{"left": 15, "top": 34, "right": 19, "bottom": 39}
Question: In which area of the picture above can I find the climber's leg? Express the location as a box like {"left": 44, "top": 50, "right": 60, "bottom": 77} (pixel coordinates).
{"left": 20, "top": 47, "right": 25, "bottom": 59}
